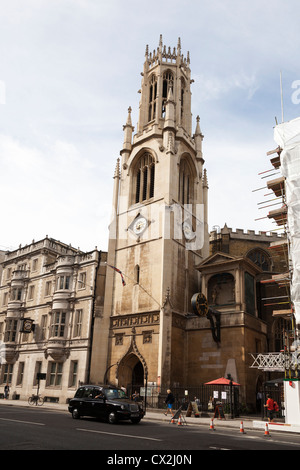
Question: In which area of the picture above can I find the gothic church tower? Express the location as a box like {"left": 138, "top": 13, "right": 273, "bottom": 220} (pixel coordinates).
{"left": 90, "top": 36, "right": 209, "bottom": 392}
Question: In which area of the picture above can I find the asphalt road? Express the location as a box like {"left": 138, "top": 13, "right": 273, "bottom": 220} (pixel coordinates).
{"left": 0, "top": 404, "right": 299, "bottom": 458}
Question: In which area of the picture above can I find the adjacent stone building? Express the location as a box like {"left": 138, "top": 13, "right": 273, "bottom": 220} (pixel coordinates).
{"left": 0, "top": 237, "right": 106, "bottom": 403}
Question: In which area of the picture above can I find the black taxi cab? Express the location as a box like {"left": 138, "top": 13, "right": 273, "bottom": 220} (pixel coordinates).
{"left": 68, "top": 385, "right": 144, "bottom": 424}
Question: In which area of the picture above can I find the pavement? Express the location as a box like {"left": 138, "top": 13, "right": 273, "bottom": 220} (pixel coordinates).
{"left": 1, "top": 398, "right": 300, "bottom": 434}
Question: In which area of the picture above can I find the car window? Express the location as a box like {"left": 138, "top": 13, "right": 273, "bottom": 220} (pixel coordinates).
{"left": 92, "top": 388, "right": 102, "bottom": 398}
{"left": 74, "top": 387, "right": 85, "bottom": 398}
{"left": 104, "top": 388, "right": 127, "bottom": 399}
{"left": 82, "top": 387, "right": 94, "bottom": 398}
{"left": 74, "top": 386, "right": 103, "bottom": 399}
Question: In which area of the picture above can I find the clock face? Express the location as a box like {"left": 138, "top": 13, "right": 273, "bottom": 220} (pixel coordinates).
{"left": 22, "top": 319, "right": 33, "bottom": 333}
{"left": 132, "top": 217, "right": 147, "bottom": 235}
{"left": 182, "top": 221, "right": 195, "bottom": 240}
{"left": 191, "top": 293, "right": 208, "bottom": 317}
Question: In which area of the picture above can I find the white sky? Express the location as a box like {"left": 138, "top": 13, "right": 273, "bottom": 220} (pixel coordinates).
{"left": 1, "top": 0, "right": 300, "bottom": 253}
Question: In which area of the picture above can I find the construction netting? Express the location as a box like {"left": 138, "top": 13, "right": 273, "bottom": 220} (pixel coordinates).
{"left": 274, "top": 117, "right": 300, "bottom": 325}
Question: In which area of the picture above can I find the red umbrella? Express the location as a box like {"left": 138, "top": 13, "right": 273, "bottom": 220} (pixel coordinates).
{"left": 205, "top": 377, "right": 240, "bottom": 386}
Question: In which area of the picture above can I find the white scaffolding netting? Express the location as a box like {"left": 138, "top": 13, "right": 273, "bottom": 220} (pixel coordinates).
{"left": 274, "top": 117, "right": 300, "bottom": 325}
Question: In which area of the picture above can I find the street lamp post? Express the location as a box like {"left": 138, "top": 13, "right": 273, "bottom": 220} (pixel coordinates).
{"left": 227, "top": 373, "right": 234, "bottom": 419}
{"left": 144, "top": 371, "right": 148, "bottom": 415}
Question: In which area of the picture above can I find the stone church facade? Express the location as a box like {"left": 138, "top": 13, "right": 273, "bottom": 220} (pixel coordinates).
{"left": 89, "top": 37, "right": 286, "bottom": 409}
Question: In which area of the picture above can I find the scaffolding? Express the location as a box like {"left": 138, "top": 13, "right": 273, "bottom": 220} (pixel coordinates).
{"left": 250, "top": 352, "right": 289, "bottom": 372}
{"left": 250, "top": 350, "right": 300, "bottom": 377}
{"left": 251, "top": 130, "right": 295, "bottom": 374}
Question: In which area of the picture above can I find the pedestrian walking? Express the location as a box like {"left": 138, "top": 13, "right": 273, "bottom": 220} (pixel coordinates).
{"left": 264, "top": 394, "right": 275, "bottom": 422}
{"left": 164, "top": 389, "right": 175, "bottom": 416}
{"left": 4, "top": 384, "right": 9, "bottom": 400}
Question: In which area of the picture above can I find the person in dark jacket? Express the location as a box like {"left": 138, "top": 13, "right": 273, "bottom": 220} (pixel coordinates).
{"left": 164, "top": 389, "right": 175, "bottom": 415}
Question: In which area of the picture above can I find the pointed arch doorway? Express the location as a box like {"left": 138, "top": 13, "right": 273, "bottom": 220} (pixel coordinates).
{"left": 118, "top": 353, "right": 145, "bottom": 397}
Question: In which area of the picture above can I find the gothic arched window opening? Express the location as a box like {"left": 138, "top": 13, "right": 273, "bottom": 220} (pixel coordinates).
{"left": 178, "top": 158, "right": 192, "bottom": 205}
{"left": 162, "top": 70, "right": 174, "bottom": 118}
{"left": 247, "top": 249, "right": 271, "bottom": 272}
{"left": 135, "top": 153, "right": 155, "bottom": 204}
{"left": 148, "top": 74, "right": 157, "bottom": 122}
{"left": 134, "top": 264, "right": 140, "bottom": 284}
{"left": 180, "top": 77, "right": 186, "bottom": 119}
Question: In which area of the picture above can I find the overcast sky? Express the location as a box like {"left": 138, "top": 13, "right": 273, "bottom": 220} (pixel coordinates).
{"left": 1, "top": 0, "right": 300, "bottom": 253}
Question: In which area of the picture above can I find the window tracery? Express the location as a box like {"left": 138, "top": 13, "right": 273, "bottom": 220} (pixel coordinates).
{"left": 134, "top": 153, "right": 155, "bottom": 203}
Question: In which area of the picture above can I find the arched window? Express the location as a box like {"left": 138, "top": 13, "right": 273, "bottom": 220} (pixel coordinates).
{"left": 148, "top": 74, "right": 157, "bottom": 122}
{"left": 134, "top": 265, "right": 140, "bottom": 284}
{"left": 180, "top": 77, "right": 186, "bottom": 119}
{"left": 134, "top": 153, "right": 155, "bottom": 203}
{"left": 162, "top": 70, "right": 174, "bottom": 118}
{"left": 178, "top": 158, "right": 192, "bottom": 205}
{"left": 247, "top": 249, "right": 271, "bottom": 272}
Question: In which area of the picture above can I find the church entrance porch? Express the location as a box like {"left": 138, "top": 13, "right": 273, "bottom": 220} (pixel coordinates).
{"left": 117, "top": 354, "right": 145, "bottom": 399}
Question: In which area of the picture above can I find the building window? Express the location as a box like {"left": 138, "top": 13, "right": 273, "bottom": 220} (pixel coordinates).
{"left": 50, "top": 311, "right": 66, "bottom": 338}
{"left": 28, "top": 285, "right": 35, "bottom": 300}
{"left": 33, "top": 362, "right": 43, "bottom": 386}
{"left": 57, "top": 275, "right": 71, "bottom": 290}
{"left": 4, "top": 319, "right": 18, "bottom": 342}
{"left": 17, "top": 362, "right": 25, "bottom": 386}
{"left": 162, "top": 70, "right": 174, "bottom": 117}
{"left": 1, "top": 364, "right": 13, "bottom": 385}
{"left": 178, "top": 159, "right": 192, "bottom": 205}
{"left": 49, "top": 362, "right": 63, "bottom": 386}
{"left": 17, "top": 263, "right": 26, "bottom": 271}
{"left": 247, "top": 249, "right": 271, "bottom": 272}
{"left": 73, "top": 309, "right": 83, "bottom": 337}
{"left": 148, "top": 74, "right": 157, "bottom": 122}
{"left": 40, "top": 315, "right": 48, "bottom": 340}
{"left": 245, "top": 272, "right": 255, "bottom": 316}
{"left": 134, "top": 265, "right": 140, "bottom": 284}
{"left": 69, "top": 361, "right": 78, "bottom": 388}
{"left": 32, "top": 259, "right": 38, "bottom": 271}
{"left": 180, "top": 77, "right": 186, "bottom": 119}
{"left": 135, "top": 153, "right": 155, "bottom": 203}
{"left": 11, "top": 288, "right": 23, "bottom": 301}
{"left": 45, "top": 281, "right": 52, "bottom": 297}
{"left": 78, "top": 272, "right": 86, "bottom": 289}
{"left": 2, "top": 292, "right": 8, "bottom": 306}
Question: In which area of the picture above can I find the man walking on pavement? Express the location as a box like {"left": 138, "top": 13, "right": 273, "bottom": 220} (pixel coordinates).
{"left": 264, "top": 394, "right": 274, "bottom": 422}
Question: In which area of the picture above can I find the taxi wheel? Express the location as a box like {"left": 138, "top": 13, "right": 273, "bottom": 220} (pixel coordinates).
{"left": 72, "top": 408, "right": 81, "bottom": 419}
{"left": 108, "top": 411, "right": 118, "bottom": 424}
